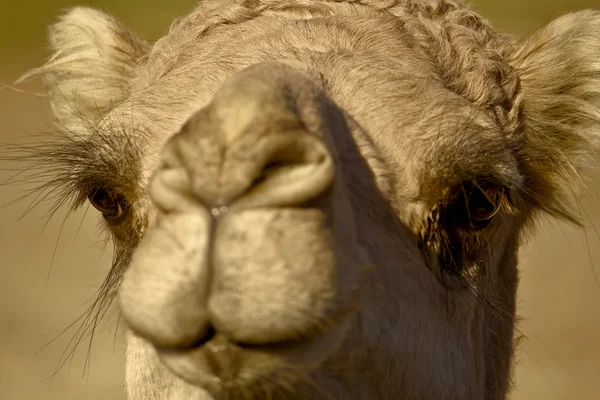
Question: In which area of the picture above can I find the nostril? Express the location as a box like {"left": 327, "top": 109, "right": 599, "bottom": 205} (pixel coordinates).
{"left": 250, "top": 160, "right": 289, "bottom": 187}
{"left": 152, "top": 112, "right": 334, "bottom": 209}
{"left": 261, "top": 160, "right": 287, "bottom": 174}
{"left": 231, "top": 131, "right": 335, "bottom": 209}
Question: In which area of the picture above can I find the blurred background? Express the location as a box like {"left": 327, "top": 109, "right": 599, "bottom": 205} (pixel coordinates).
{"left": 1, "top": 1, "right": 599, "bottom": 399}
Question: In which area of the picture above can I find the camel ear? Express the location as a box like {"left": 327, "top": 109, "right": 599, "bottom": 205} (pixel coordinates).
{"left": 18, "top": 7, "right": 149, "bottom": 135}
{"left": 509, "top": 10, "right": 600, "bottom": 223}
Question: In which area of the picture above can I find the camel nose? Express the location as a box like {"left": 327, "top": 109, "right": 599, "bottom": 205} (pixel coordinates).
{"left": 120, "top": 64, "right": 336, "bottom": 349}
{"left": 150, "top": 72, "right": 335, "bottom": 214}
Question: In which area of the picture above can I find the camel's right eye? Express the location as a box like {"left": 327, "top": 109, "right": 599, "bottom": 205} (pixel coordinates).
{"left": 88, "top": 188, "right": 124, "bottom": 219}
{"left": 443, "top": 180, "right": 503, "bottom": 233}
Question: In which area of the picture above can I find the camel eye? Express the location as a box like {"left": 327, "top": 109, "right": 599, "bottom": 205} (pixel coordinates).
{"left": 446, "top": 180, "right": 502, "bottom": 231}
{"left": 88, "top": 188, "right": 124, "bottom": 219}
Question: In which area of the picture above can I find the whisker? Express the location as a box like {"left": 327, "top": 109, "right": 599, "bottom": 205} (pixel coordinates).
{"left": 46, "top": 209, "right": 70, "bottom": 285}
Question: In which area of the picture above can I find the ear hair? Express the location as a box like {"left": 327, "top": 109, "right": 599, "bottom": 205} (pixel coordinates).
{"left": 17, "top": 7, "right": 150, "bottom": 135}
{"left": 509, "top": 10, "right": 600, "bottom": 224}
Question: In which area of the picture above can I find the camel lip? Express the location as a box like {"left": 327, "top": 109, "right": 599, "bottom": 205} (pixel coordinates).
{"left": 151, "top": 297, "right": 360, "bottom": 391}
{"left": 153, "top": 307, "right": 355, "bottom": 391}
{"left": 154, "top": 330, "right": 321, "bottom": 393}
{"left": 155, "top": 328, "right": 323, "bottom": 359}
{"left": 153, "top": 292, "right": 361, "bottom": 354}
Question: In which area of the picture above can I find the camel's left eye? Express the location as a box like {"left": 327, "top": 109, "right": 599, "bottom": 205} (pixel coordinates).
{"left": 445, "top": 180, "right": 502, "bottom": 231}
{"left": 88, "top": 188, "right": 123, "bottom": 219}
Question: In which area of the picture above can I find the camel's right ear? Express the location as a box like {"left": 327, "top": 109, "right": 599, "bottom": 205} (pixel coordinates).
{"left": 18, "top": 7, "right": 149, "bottom": 135}
{"left": 509, "top": 10, "right": 600, "bottom": 223}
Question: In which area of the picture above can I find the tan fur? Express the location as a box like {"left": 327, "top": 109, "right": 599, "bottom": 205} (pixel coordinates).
{"left": 18, "top": 1, "right": 600, "bottom": 399}
{"left": 17, "top": 7, "right": 149, "bottom": 135}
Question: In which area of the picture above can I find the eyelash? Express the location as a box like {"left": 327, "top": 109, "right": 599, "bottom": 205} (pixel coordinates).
{"left": 418, "top": 180, "right": 507, "bottom": 277}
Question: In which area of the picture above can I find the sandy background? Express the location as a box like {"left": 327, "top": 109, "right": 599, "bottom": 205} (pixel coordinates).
{"left": 1, "top": 1, "right": 599, "bottom": 399}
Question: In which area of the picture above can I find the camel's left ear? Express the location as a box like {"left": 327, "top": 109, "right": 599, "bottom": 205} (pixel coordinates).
{"left": 509, "top": 10, "right": 600, "bottom": 222}
{"left": 18, "top": 7, "right": 150, "bottom": 136}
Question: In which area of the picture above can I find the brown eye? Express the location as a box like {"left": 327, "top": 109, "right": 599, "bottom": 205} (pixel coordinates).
{"left": 446, "top": 180, "right": 502, "bottom": 231}
{"left": 88, "top": 188, "right": 124, "bottom": 219}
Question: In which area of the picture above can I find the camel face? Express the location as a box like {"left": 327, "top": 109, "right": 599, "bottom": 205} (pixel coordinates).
{"left": 119, "top": 64, "right": 362, "bottom": 394}
{"left": 116, "top": 57, "right": 521, "bottom": 396}
{"left": 20, "top": 1, "right": 600, "bottom": 399}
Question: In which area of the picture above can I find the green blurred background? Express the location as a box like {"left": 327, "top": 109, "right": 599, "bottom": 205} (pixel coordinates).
{"left": 1, "top": 1, "right": 599, "bottom": 399}
{"left": 1, "top": 0, "right": 600, "bottom": 59}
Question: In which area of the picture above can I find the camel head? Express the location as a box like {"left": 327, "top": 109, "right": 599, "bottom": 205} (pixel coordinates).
{"left": 20, "top": 1, "right": 600, "bottom": 399}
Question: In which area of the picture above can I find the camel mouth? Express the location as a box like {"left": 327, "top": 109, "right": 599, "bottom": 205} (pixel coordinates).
{"left": 154, "top": 308, "right": 354, "bottom": 396}
{"left": 140, "top": 247, "right": 364, "bottom": 396}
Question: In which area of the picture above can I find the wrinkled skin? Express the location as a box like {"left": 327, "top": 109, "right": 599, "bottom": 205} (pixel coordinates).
{"left": 20, "top": 0, "right": 600, "bottom": 399}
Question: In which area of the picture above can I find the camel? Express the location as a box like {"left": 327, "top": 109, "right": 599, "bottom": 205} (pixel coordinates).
{"left": 16, "top": 0, "right": 600, "bottom": 399}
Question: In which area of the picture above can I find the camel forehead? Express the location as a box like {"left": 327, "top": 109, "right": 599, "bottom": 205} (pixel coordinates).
{"left": 139, "top": 4, "right": 437, "bottom": 84}
{"left": 131, "top": 8, "right": 438, "bottom": 107}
